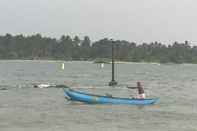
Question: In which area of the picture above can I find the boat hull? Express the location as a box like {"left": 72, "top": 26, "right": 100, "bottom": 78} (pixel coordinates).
{"left": 64, "top": 88, "right": 158, "bottom": 105}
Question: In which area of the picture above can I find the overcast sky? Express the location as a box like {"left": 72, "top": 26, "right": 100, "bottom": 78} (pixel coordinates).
{"left": 0, "top": 0, "right": 197, "bottom": 44}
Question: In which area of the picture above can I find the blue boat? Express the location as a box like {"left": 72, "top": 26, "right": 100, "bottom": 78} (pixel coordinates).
{"left": 64, "top": 88, "right": 158, "bottom": 105}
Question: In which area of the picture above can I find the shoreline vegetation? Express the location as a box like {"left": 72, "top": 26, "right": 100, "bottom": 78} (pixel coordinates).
{"left": 1, "top": 33, "right": 197, "bottom": 64}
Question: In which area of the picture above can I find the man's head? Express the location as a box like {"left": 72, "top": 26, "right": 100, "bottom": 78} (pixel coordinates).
{"left": 137, "top": 81, "right": 141, "bottom": 87}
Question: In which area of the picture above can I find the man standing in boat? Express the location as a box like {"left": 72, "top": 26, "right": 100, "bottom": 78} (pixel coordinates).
{"left": 127, "top": 82, "right": 146, "bottom": 99}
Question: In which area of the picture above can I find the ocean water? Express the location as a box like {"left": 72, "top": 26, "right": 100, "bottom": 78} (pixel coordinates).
{"left": 0, "top": 60, "right": 196, "bottom": 131}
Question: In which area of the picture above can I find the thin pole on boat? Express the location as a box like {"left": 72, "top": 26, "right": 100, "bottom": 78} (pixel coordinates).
{"left": 109, "top": 40, "right": 118, "bottom": 86}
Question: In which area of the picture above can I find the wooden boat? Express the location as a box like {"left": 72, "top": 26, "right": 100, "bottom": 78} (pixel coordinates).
{"left": 64, "top": 87, "right": 158, "bottom": 105}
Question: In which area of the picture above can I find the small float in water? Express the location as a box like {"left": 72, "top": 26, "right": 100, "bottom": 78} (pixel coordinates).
{"left": 33, "top": 84, "right": 66, "bottom": 88}
{"left": 33, "top": 83, "right": 57, "bottom": 88}
{"left": 33, "top": 84, "right": 52, "bottom": 88}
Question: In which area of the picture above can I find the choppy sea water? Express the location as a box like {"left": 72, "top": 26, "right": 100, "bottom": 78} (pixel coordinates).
{"left": 0, "top": 60, "right": 196, "bottom": 131}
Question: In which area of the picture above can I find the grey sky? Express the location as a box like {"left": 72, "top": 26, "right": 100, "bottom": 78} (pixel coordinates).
{"left": 0, "top": 0, "right": 197, "bottom": 44}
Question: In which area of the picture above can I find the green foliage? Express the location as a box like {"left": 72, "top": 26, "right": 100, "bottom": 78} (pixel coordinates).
{"left": 0, "top": 34, "right": 196, "bottom": 64}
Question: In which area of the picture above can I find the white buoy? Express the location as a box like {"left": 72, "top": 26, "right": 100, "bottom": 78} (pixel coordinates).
{"left": 101, "top": 63, "right": 104, "bottom": 68}
{"left": 34, "top": 84, "right": 51, "bottom": 88}
{"left": 62, "top": 63, "right": 65, "bottom": 70}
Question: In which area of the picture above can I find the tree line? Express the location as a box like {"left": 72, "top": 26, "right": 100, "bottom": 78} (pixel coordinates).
{"left": 0, "top": 33, "right": 197, "bottom": 64}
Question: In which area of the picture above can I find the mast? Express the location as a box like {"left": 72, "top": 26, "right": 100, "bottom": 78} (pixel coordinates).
{"left": 109, "top": 40, "right": 118, "bottom": 86}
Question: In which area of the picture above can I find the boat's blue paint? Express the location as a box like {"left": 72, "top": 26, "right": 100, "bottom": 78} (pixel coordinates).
{"left": 64, "top": 88, "right": 158, "bottom": 105}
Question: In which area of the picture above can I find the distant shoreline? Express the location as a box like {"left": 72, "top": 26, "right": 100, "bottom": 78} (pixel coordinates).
{"left": 0, "top": 59, "right": 193, "bottom": 65}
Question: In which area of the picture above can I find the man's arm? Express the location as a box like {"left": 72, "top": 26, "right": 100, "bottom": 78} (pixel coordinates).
{"left": 126, "top": 86, "right": 137, "bottom": 89}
